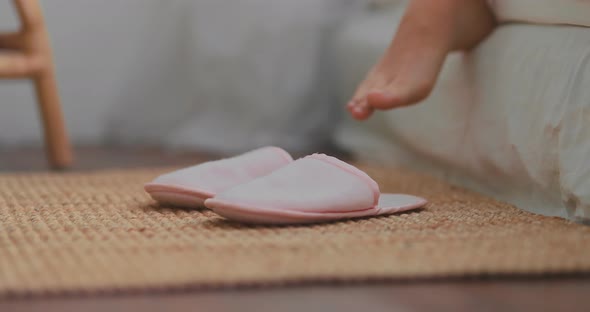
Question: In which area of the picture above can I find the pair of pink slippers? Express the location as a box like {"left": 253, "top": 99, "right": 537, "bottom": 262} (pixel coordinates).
{"left": 144, "top": 147, "right": 427, "bottom": 225}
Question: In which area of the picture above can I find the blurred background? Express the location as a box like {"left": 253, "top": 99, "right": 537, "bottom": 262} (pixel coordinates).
{"left": 0, "top": 0, "right": 589, "bottom": 221}
{"left": 0, "top": 0, "right": 366, "bottom": 155}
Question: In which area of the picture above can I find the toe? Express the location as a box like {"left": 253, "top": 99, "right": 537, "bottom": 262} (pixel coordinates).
{"left": 346, "top": 98, "right": 359, "bottom": 110}
{"left": 347, "top": 99, "right": 374, "bottom": 120}
{"left": 367, "top": 80, "right": 433, "bottom": 110}
{"left": 367, "top": 90, "right": 402, "bottom": 110}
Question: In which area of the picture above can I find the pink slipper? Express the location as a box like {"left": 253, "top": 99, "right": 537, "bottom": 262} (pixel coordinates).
{"left": 144, "top": 146, "right": 293, "bottom": 207}
{"left": 204, "top": 154, "right": 427, "bottom": 224}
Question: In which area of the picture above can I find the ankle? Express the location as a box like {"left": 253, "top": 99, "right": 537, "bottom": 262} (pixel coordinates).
{"left": 451, "top": 0, "right": 496, "bottom": 50}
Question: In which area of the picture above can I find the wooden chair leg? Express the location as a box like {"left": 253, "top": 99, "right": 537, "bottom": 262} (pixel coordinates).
{"left": 33, "top": 68, "right": 73, "bottom": 169}
{"left": 11, "top": 0, "right": 73, "bottom": 169}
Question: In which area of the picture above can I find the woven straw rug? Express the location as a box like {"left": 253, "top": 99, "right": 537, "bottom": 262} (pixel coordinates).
{"left": 1, "top": 166, "right": 589, "bottom": 297}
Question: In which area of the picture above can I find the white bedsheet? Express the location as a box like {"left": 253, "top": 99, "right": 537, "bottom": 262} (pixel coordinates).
{"left": 332, "top": 7, "right": 590, "bottom": 221}
{"left": 490, "top": 0, "right": 590, "bottom": 27}
{"left": 374, "top": 0, "right": 590, "bottom": 27}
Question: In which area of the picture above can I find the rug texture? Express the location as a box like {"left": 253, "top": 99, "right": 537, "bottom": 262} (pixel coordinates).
{"left": 1, "top": 167, "right": 589, "bottom": 297}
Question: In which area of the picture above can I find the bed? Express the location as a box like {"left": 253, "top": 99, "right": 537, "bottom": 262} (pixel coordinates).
{"left": 332, "top": 0, "right": 590, "bottom": 221}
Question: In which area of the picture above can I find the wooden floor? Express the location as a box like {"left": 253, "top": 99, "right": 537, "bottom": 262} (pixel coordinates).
{"left": 1, "top": 146, "right": 589, "bottom": 312}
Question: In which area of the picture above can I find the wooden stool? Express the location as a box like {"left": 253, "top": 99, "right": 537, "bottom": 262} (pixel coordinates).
{"left": 0, "top": 0, "right": 72, "bottom": 169}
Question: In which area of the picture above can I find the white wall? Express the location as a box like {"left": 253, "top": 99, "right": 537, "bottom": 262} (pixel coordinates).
{"left": 0, "top": 0, "right": 192, "bottom": 146}
{"left": 0, "top": 0, "right": 363, "bottom": 154}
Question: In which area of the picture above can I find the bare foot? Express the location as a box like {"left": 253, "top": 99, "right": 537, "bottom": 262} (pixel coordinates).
{"left": 348, "top": 0, "right": 496, "bottom": 120}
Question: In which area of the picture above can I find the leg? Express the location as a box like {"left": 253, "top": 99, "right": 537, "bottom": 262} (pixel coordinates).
{"left": 14, "top": 0, "right": 74, "bottom": 168}
{"left": 0, "top": 32, "right": 25, "bottom": 50}
{"left": 33, "top": 67, "right": 73, "bottom": 169}
{"left": 0, "top": 52, "right": 41, "bottom": 78}
{"left": 347, "top": 0, "right": 496, "bottom": 120}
